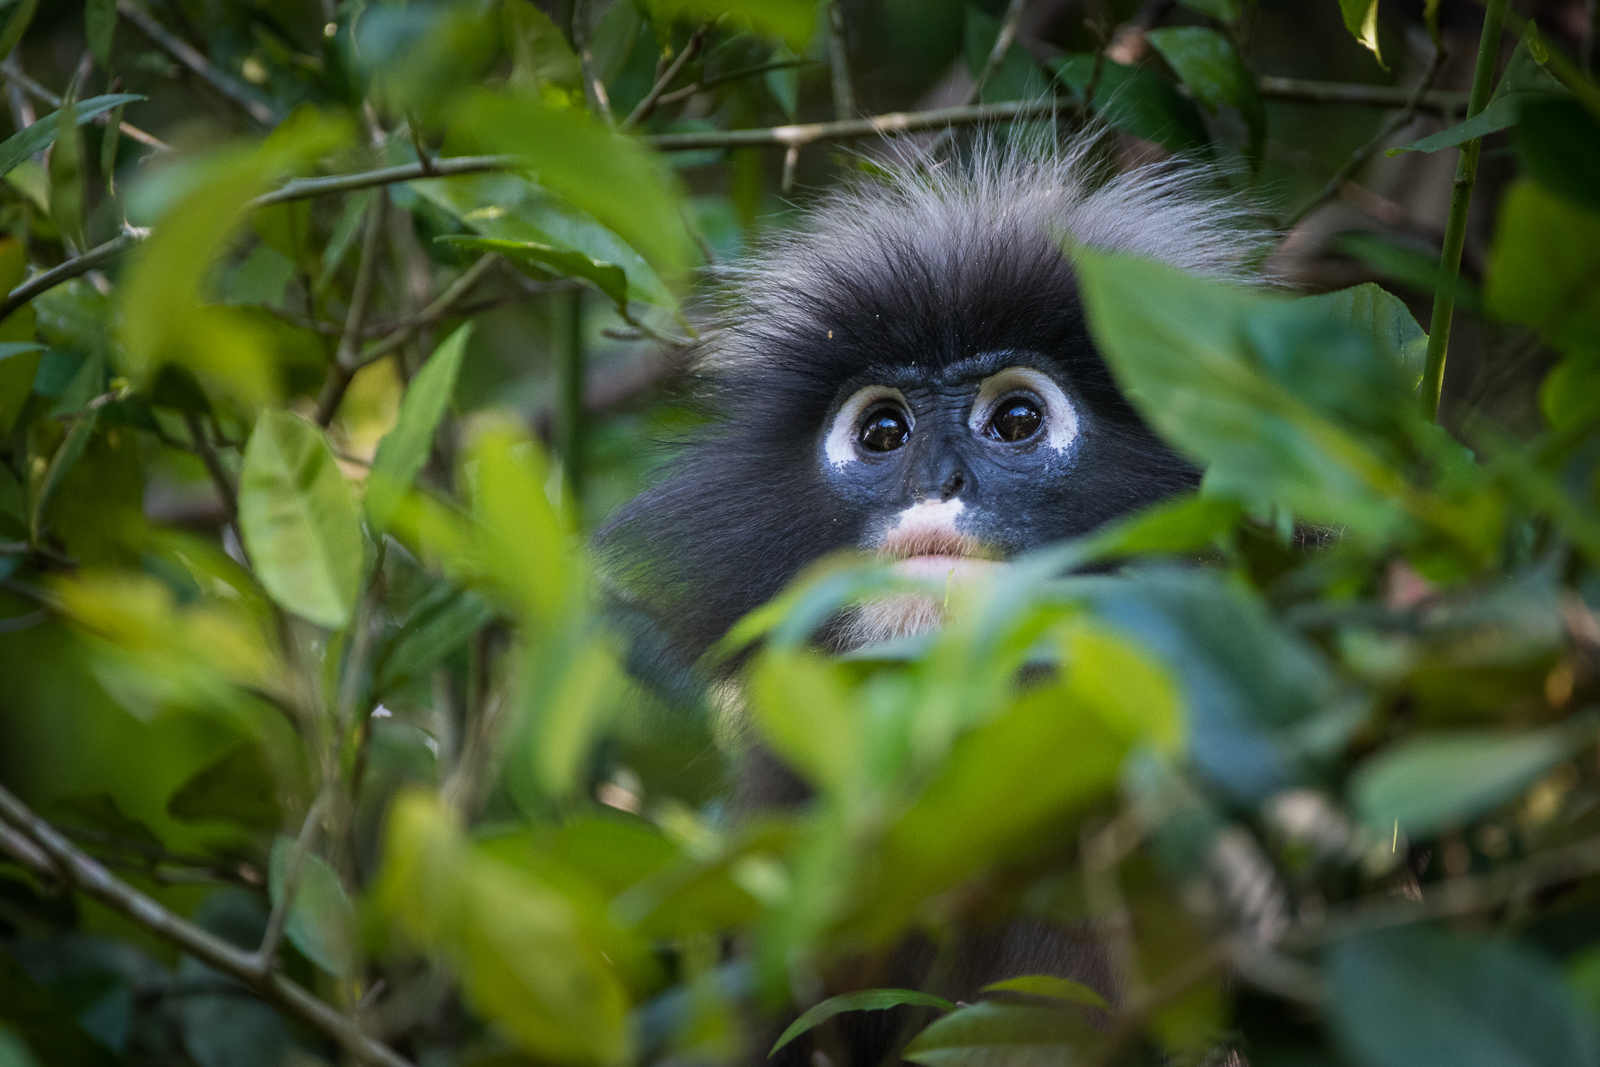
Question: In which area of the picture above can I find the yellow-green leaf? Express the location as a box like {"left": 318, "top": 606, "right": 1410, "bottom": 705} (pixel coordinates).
{"left": 366, "top": 323, "right": 472, "bottom": 531}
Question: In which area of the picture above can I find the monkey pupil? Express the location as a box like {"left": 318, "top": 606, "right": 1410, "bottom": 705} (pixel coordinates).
{"left": 990, "top": 400, "right": 1043, "bottom": 442}
{"left": 860, "top": 408, "right": 910, "bottom": 452}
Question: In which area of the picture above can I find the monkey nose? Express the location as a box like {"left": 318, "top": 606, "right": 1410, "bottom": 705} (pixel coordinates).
{"left": 940, "top": 470, "right": 964, "bottom": 501}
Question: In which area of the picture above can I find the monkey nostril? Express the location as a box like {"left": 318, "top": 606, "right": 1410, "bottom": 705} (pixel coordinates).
{"left": 940, "top": 471, "right": 964, "bottom": 501}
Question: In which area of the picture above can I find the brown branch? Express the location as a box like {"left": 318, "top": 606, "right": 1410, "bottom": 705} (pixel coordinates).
{"left": 1281, "top": 43, "right": 1447, "bottom": 230}
{"left": 0, "top": 783, "right": 414, "bottom": 1067}
{"left": 623, "top": 22, "right": 710, "bottom": 129}
{"left": 115, "top": 1, "right": 278, "bottom": 127}
{"left": 0, "top": 228, "right": 148, "bottom": 323}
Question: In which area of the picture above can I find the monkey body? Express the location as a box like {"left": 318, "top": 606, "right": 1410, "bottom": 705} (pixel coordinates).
{"left": 599, "top": 135, "right": 1269, "bottom": 1063}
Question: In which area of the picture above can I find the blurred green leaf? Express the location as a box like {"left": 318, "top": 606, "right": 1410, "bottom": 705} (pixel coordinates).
{"left": 374, "top": 586, "right": 495, "bottom": 695}
{"left": 166, "top": 742, "right": 282, "bottom": 830}
{"left": 1329, "top": 928, "right": 1600, "bottom": 1067}
{"left": 366, "top": 323, "right": 472, "bottom": 532}
{"left": 0, "top": 95, "right": 142, "bottom": 181}
{"left": 771, "top": 990, "right": 955, "bottom": 1054}
{"left": 118, "top": 112, "right": 350, "bottom": 404}
{"left": 0, "top": 0, "right": 39, "bottom": 65}
{"left": 646, "top": 0, "right": 817, "bottom": 50}
{"left": 1085, "top": 494, "right": 1244, "bottom": 560}
{"left": 460, "top": 93, "right": 696, "bottom": 285}
{"left": 239, "top": 411, "right": 364, "bottom": 629}
{"left": 470, "top": 426, "right": 575, "bottom": 626}
{"left": 1146, "top": 26, "right": 1264, "bottom": 163}
{"left": 0, "top": 1028, "right": 40, "bottom": 1067}
{"left": 1050, "top": 55, "right": 1211, "bottom": 153}
{"left": 1331, "top": 231, "right": 1482, "bottom": 312}
{"left": 1338, "top": 0, "right": 1384, "bottom": 67}
{"left": 1179, "top": 0, "right": 1241, "bottom": 22}
{"left": 982, "top": 975, "right": 1110, "bottom": 1009}
{"left": 1517, "top": 97, "right": 1600, "bottom": 213}
{"left": 902, "top": 1001, "right": 1095, "bottom": 1067}
{"left": 748, "top": 651, "right": 862, "bottom": 792}
{"left": 269, "top": 836, "right": 355, "bottom": 978}
{"left": 522, "top": 633, "right": 625, "bottom": 798}
{"left": 1349, "top": 725, "right": 1585, "bottom": 838}
{"left": 0, "top": 342, "right": 45, "bottom": 439}
{"left": 446, "top": 237, "right": 628, "bottom": 309}
{"left": 46, "top": 89, "right": 86, "bottom": 252}
{"left": 86, "top": 0, "right": 115, "bottom": 70}
{"left": 1487, "top": 180, "right": 1600, "bottom": 357}
{"left": 29, "top": 406, "right": 98, "bottom": 545}
{"left": 1298, "top": 282, "right": 1429, "bottom": 388}
{"left": 377, "top": 792, "right": 633, "bottom": 1066}
{"left": 504, "top": 0, "right": 582, "bottom": 93}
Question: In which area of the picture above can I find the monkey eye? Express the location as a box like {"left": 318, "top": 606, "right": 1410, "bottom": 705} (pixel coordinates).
{"left": 859, "top": 406, "right": 911, "bottom": 452}
{"left": 985, "top": 397, "right": 1043, "bottom": 443}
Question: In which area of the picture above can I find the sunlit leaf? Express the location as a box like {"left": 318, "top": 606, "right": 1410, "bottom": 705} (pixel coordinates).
{"left": 982, "top": 975, "right": 1110, "bottom": 1009}
{"left": 1329, "top": 928, "right": 1600, "bottom": 1067}
{"left": 238, "top": 411, "right": 364, "bottom": 629}
{"left": 366, "top": 323, "right": 472, "bottom": 532}
{"left": 1338, "top": 0, "right": 1384, "bottom": 67}
{"left": 748, "top": 650, "right": 862, "bottom": 792}
{"left": 1349, "top": 725, "right": 1586, "bottom": 838}
{"left": 269, "top": 836, "right": 356, "bottom": 978}
{"left": 771, "top": 990, "right": 955, "bottom": 1054}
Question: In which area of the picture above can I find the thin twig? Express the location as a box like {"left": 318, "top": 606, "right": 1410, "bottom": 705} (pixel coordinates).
{"left": 315, "top": 193, "right": 388, "bottom": 426}
{"left": 250, "top": 157, "right": 515, "bottom": 209}
{"left": 925, "top": 0, "right": 1028, "bottom": 158}
{"left": 253, "top": 791, "right": 331, "bottom": 975}
{"left": 1256, "top": 75, "right": 1466, "bottom": 114}
{"left": 115, "top": 0, "right": 279, "bottom": 127}
{"left": 0, "top": 228, "right": 148, "bottom": 322}
{"left": 1422, "top": 0, "right": 1507, "bottom": 422}
{"left": 624, "top": 22, "right": 710, "bottom": 129}
{"left": 651, "top": 97, "right": 1063, "bottom": 150}
{"left": 1281, "top": 43, "right": 1447, "bottom": 230}
{"left": 4, "top": 64, "right": 172, "bottom": 152}
{"left": 184, "top": 412, "right": 238, "bottom": 521}
{"left": 828, "top": 1, "right": 855, "bottom": 121}
{"left": 571, "top": 0, "right": 615, "bottom": 126}
{"left": 0, "top": 783, "right": 415, "bottom": 1067}
{"left": 345, "top": 252, "right": 503, "bottom": 374}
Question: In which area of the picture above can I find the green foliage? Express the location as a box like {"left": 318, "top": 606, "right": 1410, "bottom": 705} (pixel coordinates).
{"left": 0, "top": 3, "right": 1598, "bottom": 1067}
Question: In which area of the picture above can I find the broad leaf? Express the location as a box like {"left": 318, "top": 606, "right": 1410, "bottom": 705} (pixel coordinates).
{"left": 503, "top": 0, "right": 582, "bottom": 93}
{"left": 238, "top": 412, "right": 364, "bottom": 630}
{"left": 443, "top": 236, "right": 629, "bottom": 310}
{"left": 1517, "top": 97, "right": 1600, "bottom": 212}
{"left": 1349, "top": 725, "right": 1586, "bottom": 838}
{"left": 772, "top": 990, "right": 955, "bottom": 1054}
{"left": 645, "top": 0, "right": 816, "bottom": 50}
{"left": 1329, "top": 929, "right": 1600, "bottom": 1067}
{"left": 1338, "top": 0, "right": 1384, "bottom": 67}
{"left": 1146, "top": 26, "right": 1265, "bottom": 163}
{"left": 366, "top": 323, "right": 472, "bottom": 531}
{"left": 167, "top": 743, "right": 282, "bottom": 830}
{"left": 1050, "top": 55, "right": 1211, "bottom": 153}
{"left": 268, "top": 836, "right": 356, "bottom": 979}
{"left": 982, "top": 975, "right": 1110, "bottom": 1009}
{"left": 1486, "top": 180, "right": 1600, "bottom": 357}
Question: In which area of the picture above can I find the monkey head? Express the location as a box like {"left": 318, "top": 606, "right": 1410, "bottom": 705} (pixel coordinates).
{"left": 598, "top": 138, "right": 1268, "bottom": 679}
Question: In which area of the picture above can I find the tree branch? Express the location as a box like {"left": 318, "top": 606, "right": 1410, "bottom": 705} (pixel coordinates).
{"left": 343, "top": 252, "right": 504, "bottom": 375}
{"left": 115, "top": 0, "right": 279, "bottom": 127}
{"left": 250, "top": 157, "right": 516, "bottom": 209}
{"left": 0, "top": 228, "right": 148, "bottom": 323}
{"left": 624, "top": 22, "right": 710, "bottom": 129}
{"left": 1256, "top": 75, "right": 1466, "bottom": 114}
{"left": 0, "top": 783, "right": 415, "bottom": 1067}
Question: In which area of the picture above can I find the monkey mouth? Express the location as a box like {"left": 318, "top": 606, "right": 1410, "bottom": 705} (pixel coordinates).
{"left": 877, "top": 526, "right": 1002, "bottom": 582}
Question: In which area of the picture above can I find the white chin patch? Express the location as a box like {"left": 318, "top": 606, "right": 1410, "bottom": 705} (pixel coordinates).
{"left": 969, "top": 366, "right": 1079, "bottom": 452}
{"left": 837, "top": 593, "right": 947, "bottom": 650}
{"left": 825, "top": 385, "right": 912, "bottom": 467}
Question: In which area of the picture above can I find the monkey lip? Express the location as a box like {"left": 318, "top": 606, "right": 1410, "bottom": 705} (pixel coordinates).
{"left": 877, "top": 526, "right": 1001, "bottom": 582}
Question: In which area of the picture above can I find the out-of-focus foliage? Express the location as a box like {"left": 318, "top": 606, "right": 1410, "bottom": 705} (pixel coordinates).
{"left": 0, "top": 2, "right": 1597, "bottom": 1066}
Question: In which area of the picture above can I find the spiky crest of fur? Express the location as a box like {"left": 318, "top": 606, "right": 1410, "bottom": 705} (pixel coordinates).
{"left": 597, "top": 135, "right": 1272, "bottom": 690}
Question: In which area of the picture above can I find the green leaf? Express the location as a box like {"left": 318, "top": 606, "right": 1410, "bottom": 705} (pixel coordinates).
{"left": 1518, "top": 97, "right": 1600, "bottom": 213}
{"left": 0, "top": 94, "right": 142, "bottom": 181}
{"left": 1085, "top": 494, "right": 1244, "bottom": 560}
{"left": 1486, "top": 180, "right": 1600, "bottom": 357}
{"left": 1178, "top": 0, "right": 1241, "bottom": 21}
{"left": 1050, "top": 55, "right": 1211, "bottom": 153}
{"left": 1297, "top": 282, "right": 1429, "bottom": 387}
{"left": 375, "top": 587, "right": 495, "bottom": 695}
{"left": 1329, "top": 928, "right": 1600, "bottom": 1067}
{"left": 443, "top": 236, "right": 629, "bottom": 310}
{"left": 521, "top": 633, "right": 625, "bottom": 798}
{"left": 1391, "top": 35, "right": 1566, "bottom": 155}
{"left": 1349, "top": 725, "right": 1586, "bottom": 838}
{"left": 469, "top": 427, "right": 575, "bottom": 627}
{"left": 772, "top": 990, "right": 956, "bottom": 1054}
{"left": 748, "top": 650, "right": 862, "bottom": 792}
{"left": 1146, "top": 26, "right": 1265, "bottom": 163}
{"left": 376, "top": 792, "right": 633, "bottom": 1066}
{"left": 0, "top": 0, "right": 39, "bottom": 65}
{"left": 48, "top": 88, "right": 87, "bottom": 252}
{"left": 86, "top": 0, "right": 116, "bottom": 70}
{"left": 503, "top": 0, "right": 582, "bottom": 93}
{"left": 902, "top": 1001, "right": 1095, "bottom": 1067}
{"left": 982, "top": 975, "right": 1110, "bottom": 1010}
{"left": 646, "top": 0, "right": 817, "bottom": 50}
{"left": 366, "top": 323, "right": 472, "bottom": 532}
{"left": 30, "top": 406, "right": 98, "bottom": 544}
{"left": 0, "top": 1027, "right": 42, "bottom": 1067}
{"left": 238, "top": 411, "right": 364, "bottom": 629}
{"left": 0, "top": 341, "right": 45, "bottom": 439}
{"left": 269, "top": 836, "right": 356, "bottom": 978}
{"left": 1338, "top": 0, "right": 1384, "bottom": 68}
{"left": 166, "top": 742, "right": 282, "bottom": 830}
{"left": 460, "top": 93, "right": 696, "bottom": 286}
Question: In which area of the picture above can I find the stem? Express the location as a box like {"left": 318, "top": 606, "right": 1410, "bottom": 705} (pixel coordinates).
{"left": 623, "top": 22, "right": 709, "bottom": 129}
{"left": 315, "top": 193, "right": 388, "bottom": 427}
{"left": 1421, "top": 0, "right": 1507, "bottom": 423}
{"left": 0, "top": 784, "right": 414, "bottom": 1067}
{"left": 115, "top": 0, "right": 278, "bottom": 126}
{"left": 558, "top": 289, "right": 585, "bottom": 507}
{"left": 183, "top": 412, "right": 238, "bottom": 523}
{"left": 253, "top": 791, "right": 330, "bottom": 973}
{"left": 0, "top": 228, "right": 147, "bottom": 322}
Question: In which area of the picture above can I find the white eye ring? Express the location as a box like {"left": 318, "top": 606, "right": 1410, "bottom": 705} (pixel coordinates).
{"left": 968, "top": 367, "right": 1078, "bottom": 451}
{"left": 825, "top": 385, "right": 912, "bottom": 467}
